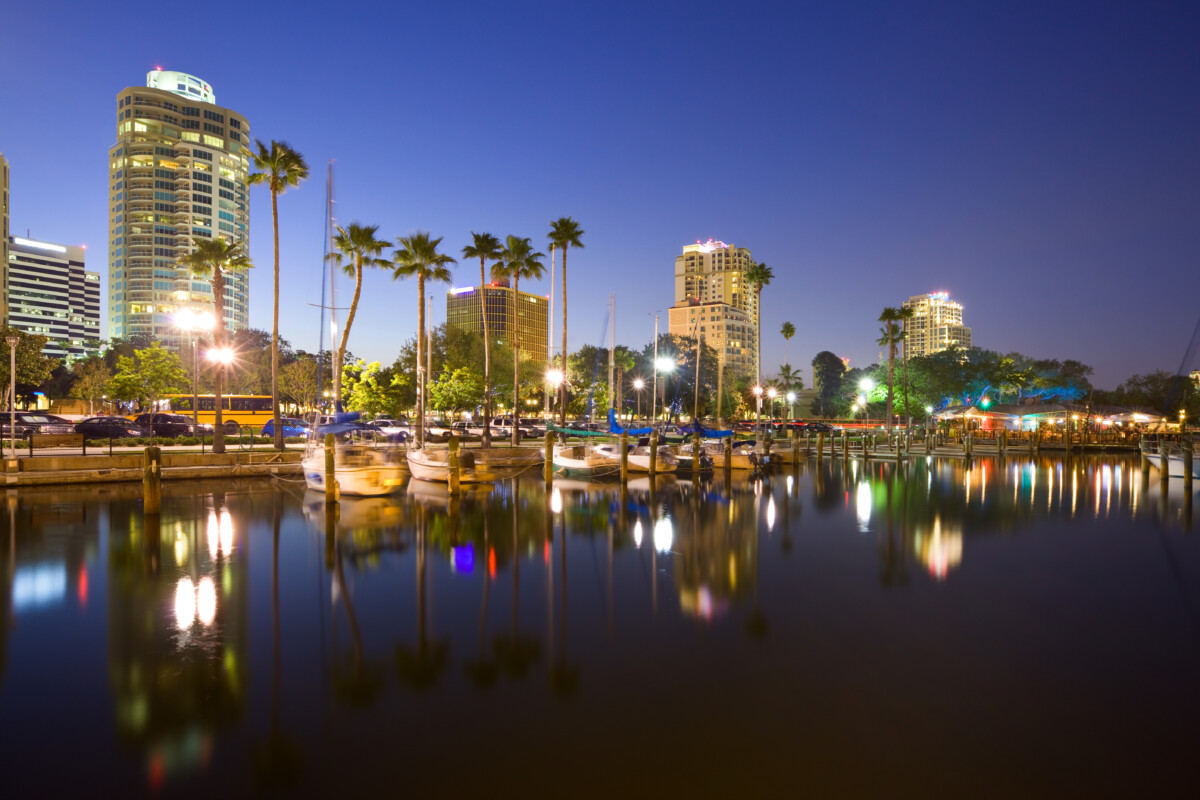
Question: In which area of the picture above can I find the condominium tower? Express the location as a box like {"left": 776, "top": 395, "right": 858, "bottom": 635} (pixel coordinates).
{"left": 445, "top": 282, "right": 549, "bottom": 363}
{"left": 667, "top": 239, "right": 757, "bottom": 373}
{"left": 7, "top": 236, "right": 101, "bottom": 359}
{"left": 901, "top": 291, "right": 973, "bottom": 358}
{"left": 107, "top": 70, "right": 251, "bottom": 349}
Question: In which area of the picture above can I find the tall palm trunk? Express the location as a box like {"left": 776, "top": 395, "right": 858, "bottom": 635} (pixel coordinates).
{"left": 886, "top": 338, "right": 896, "bottom": 435}
{"left": 480, "top": 256, "right": 491, "bottom": 448}
{"left": 271, "top": 190, "right": 282, "bottom": 449}
{"left": 213, "top": 266, "right": 226, "bottom": 453}
{"left": 512, "top": 274, "right": 521, "bottom": 446}
{"left": 335, "top": 258, "right": 363, "bottom": 409}
{"left": 416, "top": 274, "right": 426, "bottom": 448}
{"left": 559, "top": 248, "right": 567, "bottom": 427}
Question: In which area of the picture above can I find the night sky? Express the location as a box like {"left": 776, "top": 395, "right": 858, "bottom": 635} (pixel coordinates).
{"left": 2, "top": 0, "right": 1197, "bottom": 389}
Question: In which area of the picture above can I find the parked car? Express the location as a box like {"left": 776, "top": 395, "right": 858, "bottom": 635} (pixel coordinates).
{"left": 0, "top": 412, "right": 77, "bottom": 438}
{"left": 372, "top": 418, "right": 410, "bottom": 437}
{"left": 798, "top": 421, "right": 837, "bottom": 433}
{"left": 261, "top": 417, "right": 310, "bottom": 438}
{"left": 130, "top": 413, "right": 200, "bottom": 437}
{"left": 75, "top": 416, "right": 151, "bottom": 439}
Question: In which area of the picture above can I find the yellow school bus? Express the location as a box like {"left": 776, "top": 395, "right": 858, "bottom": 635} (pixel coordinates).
{"left": 165, "top": 394, "right": 274, "bottom": 429}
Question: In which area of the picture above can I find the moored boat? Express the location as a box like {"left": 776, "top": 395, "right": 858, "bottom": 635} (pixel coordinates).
{"left": 591, "top": 441, "right": 679, "bottom": 473}
{"left": 406, "top": 446, "right": 494, "bottom": 483}
{"left": 552, "top": 443, "right": 615, "bottom": 476}
{"left": 1140, "top": 439, "right": 1200, "bottom": 479}
{"left": 303, "top": 441, "right": 407, "bottom": 496}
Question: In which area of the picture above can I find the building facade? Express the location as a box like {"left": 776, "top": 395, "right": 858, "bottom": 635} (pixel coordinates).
{"left": 668, "top": 239, "right": 757, "bottom": 374}
{"left": 7, "top": 236, "right": 101, "bottom": 359}
{"left": 901, "top": 291, "right": 973, "bottom": 358}
{"left": 1, "top": 153, "right": 8, "bottom": 328}
{"left": 445, "top": 283, "right": 548, "bottom": 363}
{"left": 107, "top": 70, "right": 251, "bottom": 350}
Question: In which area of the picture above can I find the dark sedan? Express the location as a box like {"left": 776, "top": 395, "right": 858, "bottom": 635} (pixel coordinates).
{"left": 0, "top": 412, "right": 77, "bottom": 439}
{"left": 131, "top": 413, "right": 199, "bottom": 437}
{"left": 76, "top": 416, "right": 151, "bottom": 439}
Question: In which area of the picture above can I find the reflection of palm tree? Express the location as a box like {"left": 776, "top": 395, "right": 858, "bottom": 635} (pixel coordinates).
{"left": 464, "top": 508, "right": 499, "bottom": 688}
{"left": 745, "top": 491, "right": 768, "bottom": 639}
{"left": 493, "top": 476, "right": 539, "bottom": 678}
{"left": 252, "top": 492, "right": 304, "bottom": 788}
{"left": 549, "top": 491, "right": 579, "bottom": 699}
{"left": 878, "top": 466, "right": 909, "bottom": 589}
{"left": 332, "top": 520, "right": 384, "bottom": 707}
{"left": 396, "top": 506, "right": 450, "bottom": 691}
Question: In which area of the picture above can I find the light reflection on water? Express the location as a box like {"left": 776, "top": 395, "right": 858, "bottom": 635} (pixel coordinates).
{"left": 0, "top": 455, "right": 1197, "bottom": 796}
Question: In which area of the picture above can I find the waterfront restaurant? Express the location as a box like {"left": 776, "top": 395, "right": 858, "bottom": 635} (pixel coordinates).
{"left": 935, "top": 403, "right": 1173, "bottom": 433}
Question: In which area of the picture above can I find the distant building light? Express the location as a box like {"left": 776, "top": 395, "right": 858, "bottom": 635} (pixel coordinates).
{"left": 12, "top": 237, "right": 67, "bottom": 253}
{"left": 449, "top": 287, "right": 475, "bottom": 295}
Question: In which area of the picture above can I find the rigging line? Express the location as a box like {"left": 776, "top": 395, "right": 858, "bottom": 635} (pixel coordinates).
{"left": 1163, "top": 314, "right": 1200, "bottom": 412}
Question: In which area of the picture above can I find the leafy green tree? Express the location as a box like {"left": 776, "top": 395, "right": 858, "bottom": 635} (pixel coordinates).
{"left": 0, "top": 327, "right": 59, "bottom": 409}
{"left": 342, "top": 360, "right": 403, "bottom": 418}
{"left": 279, "top": 356, "right": 320, "bottom": 410}
{"left": 328, "top": 224, "right": 391, "bottom": 407}
{"left": 248, "top": 139, "right": 309, "bottom": 449}
{"left": 180, "top": 237, "right": 251, "bottom": 452}
{"left": 492, "top": 236, "right": 545, "bottom": 443}
{"left": 547, "top": 217, "right": 585, "bottom": 426}
{"left": 462, "top": 232, "right": 503, "bottom": 446}
{"left": 108, "top": 342, "right": 188, "bottom": 433}
{"left": 428, "top": 366, "right": 483, "bottom": 413}
{"left": 392, "top": 231, "right": 457, "bottom": 447}
{"left": 811, "top": 351, "right": 847, "bottom": 418}
{"left": 70, "top": 358, "right": 112, "bottom": 415}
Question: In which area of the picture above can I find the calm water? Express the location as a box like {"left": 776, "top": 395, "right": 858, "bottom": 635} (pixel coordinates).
{"left": 1, "top": 456, "right": 1197, "bottom": 797}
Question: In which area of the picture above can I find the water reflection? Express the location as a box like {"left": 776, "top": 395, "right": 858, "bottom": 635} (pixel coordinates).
{"left": 0, "top": 456, "right": 1196, "bottom": 795}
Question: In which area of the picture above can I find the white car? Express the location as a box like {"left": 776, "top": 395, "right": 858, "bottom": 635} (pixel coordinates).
{"left": 372, "top": 418, "right": 410, "bottom": 437}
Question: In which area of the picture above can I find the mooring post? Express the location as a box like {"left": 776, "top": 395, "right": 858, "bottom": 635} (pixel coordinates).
{"left": 842, "top": 431, "right": 849, "bottom": 461}
{"left": 692, "top": 432, "right": 702, "bottom": 486}
{"left": 649, "top": 431, "right": 658, "bottom": 478}
{"left": 142, "top": 445, "right": 162, "bottom": 515}
{"left": 816, "top": 431, "right": 825, "bottom": 463}
{"left": 324, "top": 432, "right": 339, "bottom": 503}
{"left": 1160, "top": 438, "right": 1171, "bottom": 489}
{"left": 792, "top": 432, "right": 800, "bottom": 466}
{"left": 544, "top": 430, "right": 554, "bottom": 486}
{"left": 1181, "top": 437, "right": 1193, "bottom": 494}
{"left": 620, "top": 432, "right": 629, "bottom": 484}
{"left": 448, "top": 435, "right": 461, "bottom": 496}
{"left": 723, "top": 436, "right": 733, "bottom": 481}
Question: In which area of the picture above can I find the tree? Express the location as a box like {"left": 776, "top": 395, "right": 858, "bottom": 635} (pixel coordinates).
{"left": 341, "top": 360, "right": 403, "bottom": 418}
{"left": 492, "top": 236, "right": 545, "bottom": 444}
{"left": 897, "top": 306, "right": 914, "bottom": 427}
{"left": 392, "top": 231, "right": 457, "bottom": 448}
{"left": 428, "top": 366, "right": 483, "bottom": 413}
{"left": 0, "top": 328, "right": 59, "bottom": 409}
{"left": 179, "top": 237, "right": 251, "bottom": 453}
{"left": 811, "top": 351, "right": 847, "bottom": 418}
{"left": 876, "top": 306, "right": 906, "bottom": 434}
{"left": 279, "top": 356, "right": 320, "bottom": 411}
{"left": 108, "top": 343, "right": 188, "bottom": 435}
{"left": 780, "top": 321, "right": 795, "bottom": 363}
{"left": 743, "top": 260, "right": 774, "bottom": 393}
{"left": 248, "top": 139, "right": 310, "bottom": 450}
{"left": 328, "top": 223, "right": 391, "bottom": 409}
{"left": 462, "top": 232, "right": 503, "bottom": 447}
{"left": 547, "top": 217, "right": 584, "bottom": 427}
{"left": 70, "top": 359, "right": 112, "bottom": 415}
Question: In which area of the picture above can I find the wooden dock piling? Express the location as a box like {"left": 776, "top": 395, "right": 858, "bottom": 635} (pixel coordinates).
{"left": 448, "top": 435, "right": 461, "bottom": 496}
{"left": 142, "top": 445, "right": 161, "bottom": 514}
{"left": 620, "top": 432, "right": 629, "bottom": 484}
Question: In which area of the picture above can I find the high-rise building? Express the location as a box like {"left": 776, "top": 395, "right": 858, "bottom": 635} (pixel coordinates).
{"left": 667, "top": 239, "right": 757, "bottom": 374}
{"left": 901, "top": 291, "right": 972, "bottom": 358}
{"left": 445, "top": 282, "right": 548, "bottom": 363}
{"left": 7, "top": 236, "right": 101, "bottom": 359}
{"left": 1, "top": 152, "right": 9, "bottom": 328}
{"left": 107, "top": 69, "right": 251, "bottom": 350}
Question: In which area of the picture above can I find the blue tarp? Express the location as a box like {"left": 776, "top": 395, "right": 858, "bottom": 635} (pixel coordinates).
{"left": 609, "top": 408, "right": 653, "bottom": 436}
{"left": 678, "top": 420, "right": 734, "bottom": 439}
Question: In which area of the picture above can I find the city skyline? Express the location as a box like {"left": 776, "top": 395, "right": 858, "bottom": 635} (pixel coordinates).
{"left": 2, "top": 1, "right": 1198, "bottom": 388}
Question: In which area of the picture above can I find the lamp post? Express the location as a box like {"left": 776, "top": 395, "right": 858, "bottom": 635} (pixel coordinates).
{"left": 787, "top": 391, "right": 796, "bottom": 422}
{"left": 654, "top": 357, "right": 674, "bottom": 425}
{"left": 546, "top": 369, "right": 564, "bottom": 423}
{"left": 633, "top": 378, "right": 644, "bottom": 422}
{"left": 207, "top": 346, "right": 235, "bottom": 453}
{"left": 753, "top": 385, "right": 763, "bottom": 442}
{"left": 859, "top": 378, "right": 875, "bottom": 429}
{"left": 175, "top": 309, "right": 214, "bottom": 432}
{"left": 925, "top": 404, "right": 934, "bottom": 438}
{"left": 767, "top": 387, "right": 778, "bottom": 424}
{"left": 6, "top": 336, "right": 17, "bottom": 455}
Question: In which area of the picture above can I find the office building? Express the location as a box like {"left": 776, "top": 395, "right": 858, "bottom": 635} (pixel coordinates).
{"left": 445, "top": 282, "right": 548, "bottom": 363}
{"left": 668, "top": 239, "right": 757, "bottom": 373}
{"left": 1, "top": 153, "right": 8, "bottom": 327}
{"left": 901, "top": 291, "right": 973, "bottom": 358}
{"left": 107, "top": 69, "right": 251, "bottom": 350}
{"left": 7, "top": 236, "right": 101, "bottom": 359}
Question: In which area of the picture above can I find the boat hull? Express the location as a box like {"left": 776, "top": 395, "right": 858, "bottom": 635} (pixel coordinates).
{"left": 302, "top": 455, "right": 405, "bottom": 496}
{"left": 406, "top": 448, "right": 493, "bottom": 483}
{"left": 1144, "top": 452, "right": 1200, "bottom": 479}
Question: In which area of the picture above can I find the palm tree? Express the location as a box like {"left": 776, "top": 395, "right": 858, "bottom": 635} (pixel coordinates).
{"left": 492, "top": 235, "right": 545, "bottom": 445}
{"left": 248, "top": 140, "right": 309, "bottom": 450}
{"left": 743, "top": 260, "right": 774, "bottom": 391}
{"left": 780, "top": 321, "right": 795, "bottom": 364}
{"left": 547, "top": 217, "right": 584, "bottom": 427}
{"left": 612, "top": 346, "right": 636, "bottom": 417}
{"left": 327, "top": 224, "right": 391, "bottom": 408}
{"left": 778, "top": 363, "right": 802, "bottom": 420}
{"left": 393, "top": 232, "right": 457, "bottom": 448}
{"left": 877, "top": 306, "right": 907, "bottom": 435}
{"left": 462, "top": 232, "right": 503, "bottom": 447}
{"left": 898, "top": 305, "right": 914, "bottom": 428}
{"left": 179, "top": 237, "right": 251, "bottom": 454}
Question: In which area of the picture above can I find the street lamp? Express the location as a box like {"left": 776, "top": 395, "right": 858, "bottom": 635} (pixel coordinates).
{"left": 925, "top": 404, "right": 934, "bottom": 437}
{"left": 786, "top": 391, "right": 796, "bottom": 421}
{"left": 175, "top": 309, "right": 214, "bottom": 431}
{"left": 767, "top": 387, "right": 778, "bottom": 423}
{"left": 546, "top": 368, "right": 564, "bottom": 426}
{"left": 207, "top": 346, "right": 235, "bottom": 444}
{"left": 6, "top": 335, "right": 17, "bottom": 456}
{"left": 753, "top": 385, "right": 764, "bottom": 442}
{"left": 653, "top": 357, "right": 674, "bottom": 425}
{"left": 632, "top": 377, "right": 645, "bottom": 421}
{"left": 859, "top": 378, "right": 875, "bottom": 429}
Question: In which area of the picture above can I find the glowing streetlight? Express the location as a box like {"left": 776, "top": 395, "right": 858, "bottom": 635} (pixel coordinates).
{"left": 175, "top": 309, "right": 214, "bottom": 430}
{"left": 787, "top": 391, "right": 796, "bottom": 420}
{"left": 652, "top": 358, "right": 675, "bottom": 423}
{"left": 632, "top": 377, "right": 645, "bottom": 421}
{"left": 767, "top": 387, "right": 778, "bottom": 422}
{"left": 753, "top": 385, "right": 764, "bottom": 441}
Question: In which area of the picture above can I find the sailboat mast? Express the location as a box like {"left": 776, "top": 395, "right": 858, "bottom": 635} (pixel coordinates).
{"left": 327, "top": 161, "right": 339, "bottom": 407}
{"left": 608, "top": 294, "right": 615, "bottom": 411}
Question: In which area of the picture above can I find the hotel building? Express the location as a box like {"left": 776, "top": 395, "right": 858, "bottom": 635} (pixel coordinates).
{"left": 667, "top": 240, "right": 757, "bottom": 374}
{"left": 901, "top": 291, "right": 973, "bottom": 358}
{"left": 107, "top": 70, "right": 251, "bottom": 349}
{"left": 445, "top": 282, "right": 548, "bottom": 363}
{"left": 7, "top": 236, "right": 101, "bottom": 359}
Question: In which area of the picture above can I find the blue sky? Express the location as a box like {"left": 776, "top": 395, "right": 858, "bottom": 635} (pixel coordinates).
{"left": 2, "top": 0, "right": 1198, "bottom": 388}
